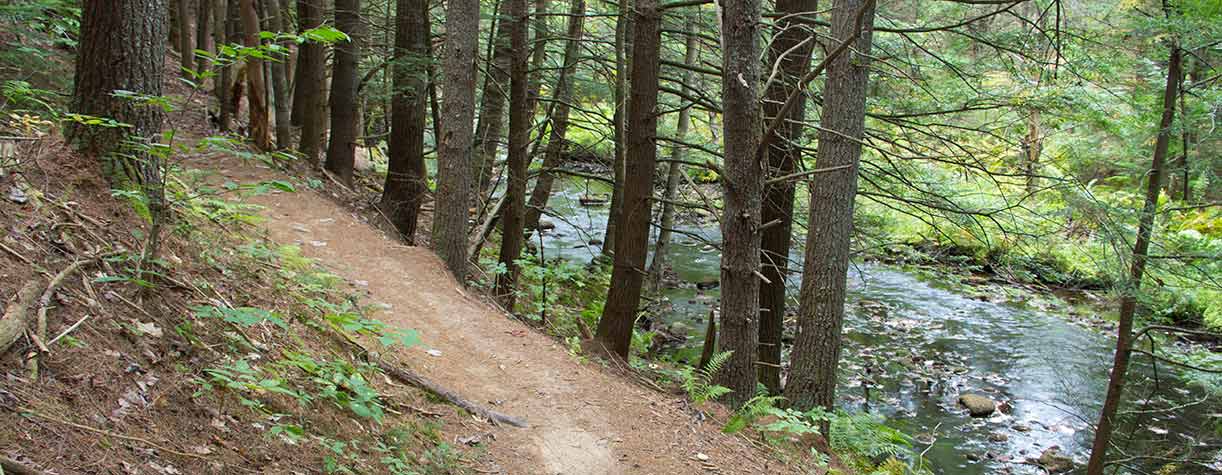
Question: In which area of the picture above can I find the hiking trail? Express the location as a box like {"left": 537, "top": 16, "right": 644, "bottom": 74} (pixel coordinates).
{"left": 213, "top": 158, "right": 789, "bottom": 475}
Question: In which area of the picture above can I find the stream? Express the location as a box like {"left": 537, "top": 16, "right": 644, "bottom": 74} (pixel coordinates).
{"left": 532, "top": 177, "right": 1221, "bottom": 474}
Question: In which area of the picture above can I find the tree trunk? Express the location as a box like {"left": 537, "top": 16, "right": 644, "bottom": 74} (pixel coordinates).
{"left": 473, "top": 5, "right": 512, "bottom": 199}
{"left": 524, "top": 0, "right": 549, "bottom": 115}
{"left": 324, "top": 0, "right": 361, "bottom": 185}
{"left": 197, "top": 0, "right": 214, "bottom": 67}
{"left": 239, "top": 0, "right": 271, "bottom": 150}
{"left": 266, "top": 0, "right": 293, "bottom": 148}
{"left": 716, "top": 0, "right": 763, "bottom": 408}
{"left": 784, "top": 0, "right": 875, "bottom": 414}
{"left": 646, "top": 15, "right": 695, "bottom": 292}
{"left": 295, "top": 0, "right": 327, "bottom": 162}
{"left": 68, "top": 0, "right": 168, "bottom": 185}
{"left": 603, "top": 0, "right": 633, "bottom": 258}
{"left": 1085, "top": 44, "right": 1181, "bottom": 475}
{"left": 493, "top": 0, "right": 531, "bottom": 309}
{"left": 523, "top": 0, "right": 586, "bottom": 233}
{"left": 758, "top": 0, "right": 817, "bottom": 394}
{"left": 1023, "top": 108, "right": 1041, "bottom": 194}
{"left": 432, "top": 0, "right": 480, "bottom": 281}
{"left": 291, "top": 0, "right": 314, "bottom": 125}
{"left": 218, "top": 0, "right": 240, "bottom": 131}
{"left": 177, "top": 0, "right": 195, "bottom": 73}
{"left": 595, "top": 0, "right": 658, "bottom": 359}
{"left": 380, "top": 0, "right": 429, "bottom": 244}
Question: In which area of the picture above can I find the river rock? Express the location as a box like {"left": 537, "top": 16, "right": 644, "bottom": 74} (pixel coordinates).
{"left": 538, "top": 218, "right": 556, "bottom": 230}
{"left": 958, "top": 393, "right": 996, "bottom": 417}
{"left": 1036, "top": 447, "right": 1073, "bottom": 473}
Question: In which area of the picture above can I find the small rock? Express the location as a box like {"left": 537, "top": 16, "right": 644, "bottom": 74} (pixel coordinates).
{"left": 958, "top": 393, "right": 997, "bottom": 417}
{"left": 426, "top": 349, "right": 442, "bottom": 357}
{"left": 1012, "top": 423, "right": 1032, "bottom": 432}
{"left": 988, "top": 432, "right": 1008, "bottom": 442}
{"left": 538, "top": 218, "right": 556, "bottom": 230}
{"left": 695, "top": 453, "right": 709, "bottom": 461}
{"left": 588, "top": 239, "right": 603, "bottom": 245}
{"left": 6, "top": 185, "right": 27, "bottom": 204}
{"left": 1036, "top": 446, "right": 1074, "bottom": 473}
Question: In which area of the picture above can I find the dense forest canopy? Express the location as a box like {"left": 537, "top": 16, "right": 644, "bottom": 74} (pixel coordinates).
{"left": 0, "top": 0, "right": 1219, "bottom": 473}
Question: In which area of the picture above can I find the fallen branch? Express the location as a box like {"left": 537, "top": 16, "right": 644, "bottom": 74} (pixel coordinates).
{"left": 18, "top": 407, "right": 205, "bottom": 459}
{"left": 0, "top": 456, "right": 46, "bottom": 475}
{"left": 467, "top": 195, "right": 507, "bottom": 260}
{"left": 31, "top": 258, "right": 100, "bottom": 378}
{"left": 368, "top": 352, "right": 529, "bottom": 428}
{"left": 0, "top": 281, "right": 42, "bottom": 354}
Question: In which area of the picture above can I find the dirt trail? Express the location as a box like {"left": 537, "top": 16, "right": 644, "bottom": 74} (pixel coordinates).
{"left": 214, "top": 161, "right": 790, "bottom": 475}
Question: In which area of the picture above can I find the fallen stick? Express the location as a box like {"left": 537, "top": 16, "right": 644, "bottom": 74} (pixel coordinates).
{"left": 367, "top": 352, "right": 528, "bottom": 428}
{"left": 47, "top": 314, "right": 91, "bottom": 347}
{"left": 31, "top": 258, "right": 99, "bottom": 378}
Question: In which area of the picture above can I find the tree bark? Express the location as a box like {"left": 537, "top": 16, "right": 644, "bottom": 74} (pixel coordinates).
{"left": 68, "top": 0, "right": 168, "bottom": 185}
{"left": 266, "top": 0, "right": 293, "bottom": 148}
{"left": 380, "top": 0, "right": 429, "bottom": 244}
{"left": 473, "top": 5, "right": 512, "bottom": 199}
{"left": 1085, "top": 44, "right": 1181, "bottom": 475}
{"left": 324, "top": 0, "right": 362, "bottom": 185}
{"left": 177, "top": 0, "right": 195, "bottom": 73}
{"left": 493, "top": 0, "right": 531, "bottom": 309}
{"left": 1023, "top": 108, "right": 1041, "bottom": 194}
{"left": 785, "top": 0, "right": 875, "bottom": 414}
{"left": 716, "top": 0, "right": 764, "bottom": 407}
{"left": 524, "top": 0, "right": 549, "bottom": 115}
{"left": 239, "top": 0, "right": 271, "bottom": 150}
{"left": 603, "top": 0, "right": 633, "bottom": 258}
{"left": 432, "top": 0, "right": 481, "bottom": 281}
{"left": 197, "top": 0, "right": 214, "bottom": 67}
{"left": 295, "top": 0, "right": 328, "bottom": 163}
{"left": 523, "top": 0, "right": 586, "bottom": 233}
{"left": 758, "top": 0, "right": 817, "bottom": 395}
{"left": 595, "top": 0, "right": 658, "bottom": 359}
{"left": 215, "top": 0, "right": 232, "bottom": 131}
{"left": 646, "top": 15, "right": 695, "bottom": 292}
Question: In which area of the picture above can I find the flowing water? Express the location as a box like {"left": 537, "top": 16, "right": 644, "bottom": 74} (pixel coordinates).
{"left": 534, "top": 177, "right": 1221, "bottom": 474}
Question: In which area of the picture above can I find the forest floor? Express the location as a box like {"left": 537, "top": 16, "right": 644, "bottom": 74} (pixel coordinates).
{"left": 201, "top": 150, "right": 802, "bottom": 474}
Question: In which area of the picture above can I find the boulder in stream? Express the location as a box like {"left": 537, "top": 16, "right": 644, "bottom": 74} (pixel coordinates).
{"left": 538, "top": 218, "right": 556, "bottom": 230}
{"left": 958, "top": 393, "right": 997, "bottom": 417}
{"left": 1035, "top": 446, "right": 1074, "bottom": 473}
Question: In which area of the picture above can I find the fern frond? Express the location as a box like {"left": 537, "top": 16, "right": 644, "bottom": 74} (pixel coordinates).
{"left": 699, "top": 350, "right": 733, "bottom": 382}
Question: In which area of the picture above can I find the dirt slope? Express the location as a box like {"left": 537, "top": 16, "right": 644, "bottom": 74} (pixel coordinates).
{"left": 215, "top": 158, "right": 792, "bottom": 475}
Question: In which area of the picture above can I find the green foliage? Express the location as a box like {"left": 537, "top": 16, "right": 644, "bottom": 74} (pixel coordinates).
{"left": 197, "top": 358, "right": 307, "bottom": 412}
{"left": 281, "top": 352, "right": 386, "bottom": 422}
{"left": 680, "top": 351, "right": 732, "bottom": 404}
{"left": 192, "top": 304, "right": 288, "bottom": 329}
{"left": 2, "top": 80, "right": 58, "bottom": 115}
{"left": 723, "top": 386, "right": 785, "bottom": 434}
{"left": 722, "top": 391, "right": 922, "bottom": 474}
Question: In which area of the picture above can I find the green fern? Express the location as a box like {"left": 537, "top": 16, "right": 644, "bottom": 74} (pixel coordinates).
{"left": 723, "top": 384, "right": 785, "bottom": 433}
{"left": 681, "top": 351, "right": 733, "bottom": 404}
